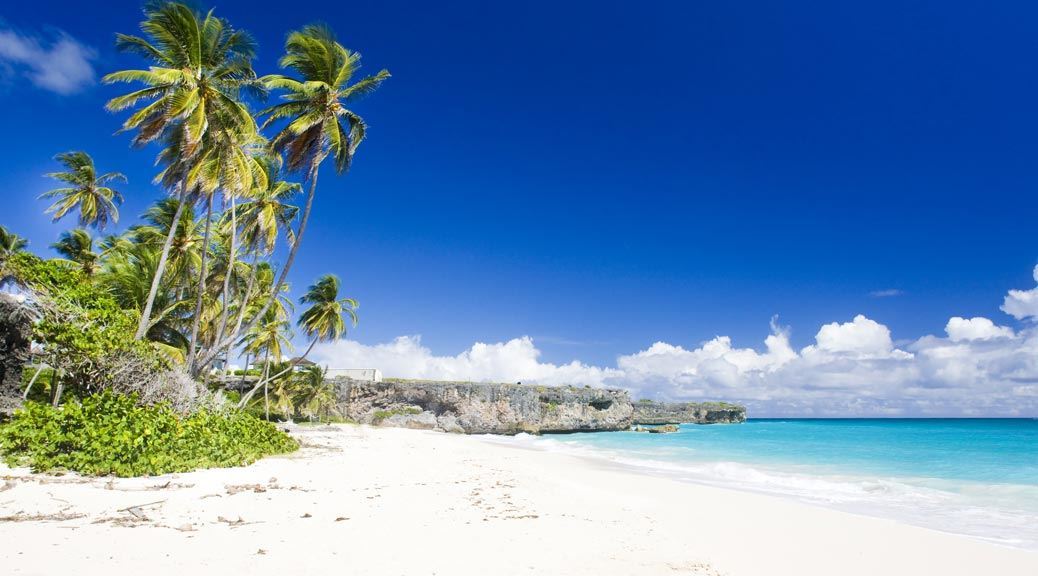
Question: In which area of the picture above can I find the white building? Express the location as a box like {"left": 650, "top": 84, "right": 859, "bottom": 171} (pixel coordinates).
{"left": 325, "top": 368, "right": 383, "bottom": 382}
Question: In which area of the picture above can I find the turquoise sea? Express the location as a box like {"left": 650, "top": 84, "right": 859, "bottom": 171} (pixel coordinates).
{"left": 496, "top": 419, "right": 1038, "bottom": 549}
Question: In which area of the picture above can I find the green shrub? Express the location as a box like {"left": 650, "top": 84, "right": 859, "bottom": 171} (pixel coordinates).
{"left": 371, "top": 406, "right": 422, "bottom": 424}
{"left": 0, "top": 391, "right": 298, "bottom": 477}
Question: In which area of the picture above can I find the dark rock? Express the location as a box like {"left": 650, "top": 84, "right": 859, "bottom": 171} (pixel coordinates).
{"left": 332, "top": 379, "right": 633, "bottom": 434}
{"left": 0, "top": 293, "right": 34, "bottom": 416}
{"left": 632, "top": 400, "right": 746, "bottom": 425}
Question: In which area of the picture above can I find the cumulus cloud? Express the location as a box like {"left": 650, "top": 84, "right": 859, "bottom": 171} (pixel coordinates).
{"left": 0, "top": 28, "right": 96, "bottom": 94}
{"left": 1001, "top": 265, "right": 1038, "bottom": 321}
{"left": 945, "top": 317, "right": 1014, "bottom": 342}
{"left": 310, "top": 335, "right": 619, "bottom": 387}
{"left": 311, "top": 268, "right": 1038, "bottom": 417}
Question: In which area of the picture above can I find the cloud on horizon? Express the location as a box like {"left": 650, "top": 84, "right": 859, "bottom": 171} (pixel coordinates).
{"left": 0, "top": 28, "right": 96, "bottom": 94}
{"left": 312, "top": 267, "right": 1038, "bottom": 417}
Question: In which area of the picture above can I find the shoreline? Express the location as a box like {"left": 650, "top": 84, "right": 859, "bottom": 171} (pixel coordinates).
{"left": 2, "top": 424, "right": 1036, "bottom": 575}
{"left": 480, "top": 429, "right": 1038, "bottom": 551}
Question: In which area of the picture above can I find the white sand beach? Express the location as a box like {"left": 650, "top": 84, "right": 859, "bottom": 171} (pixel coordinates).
{"left": 2, "top": 424, "right": 1035, "bottom": 576}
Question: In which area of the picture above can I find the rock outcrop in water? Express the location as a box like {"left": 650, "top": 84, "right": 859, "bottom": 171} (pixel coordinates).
{"left": 632, "top": 400, "right": 746, "bottom": 424}
{"left": 332, "top": 378, "right": 633, "bottom": 434}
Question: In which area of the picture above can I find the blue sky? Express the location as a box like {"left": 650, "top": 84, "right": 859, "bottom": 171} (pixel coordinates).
{"left": 2, "top": 1, "right": 1038, "bottom": 415}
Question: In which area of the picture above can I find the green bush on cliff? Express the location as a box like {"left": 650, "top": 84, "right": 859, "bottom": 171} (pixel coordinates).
{"left": 0, "top": 391, "right": 298, "bottom": 477}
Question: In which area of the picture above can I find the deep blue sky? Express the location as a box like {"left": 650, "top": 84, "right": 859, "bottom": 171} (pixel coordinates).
{"left": 2, "top": 0, "right": 1037, "bottom": 366}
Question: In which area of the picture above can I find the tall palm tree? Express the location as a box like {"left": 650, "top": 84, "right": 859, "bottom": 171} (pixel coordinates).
{"left": 132, "top": 198, "right": 205, "bottom": 294}
{"left": 207, "top": 25, "right": 387, "bottom": 368}
{"left": 104, "top": 1, "right": 260, "bottom": 341}
{"left": 0, "top": 225, "right": 29, "bottom": 260}
{"left": 237, "top": 155, "right": 300, "bottom": 256}
{"left": 238, "top": 273, "right": 355, "bottom": 409}
{"left": 51, "top": 228, "right": 100, "bottom": 277}
{"left": 40, "top": 151, "right": 125, "bottom": 231}
{"left": 205, "top": 156, "right": 299, "bottom": 370}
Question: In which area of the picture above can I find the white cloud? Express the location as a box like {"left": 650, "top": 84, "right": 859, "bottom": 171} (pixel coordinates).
{"left": 807, "top": 314, "right": 902, "bottom": 357}
{"left": 310, "top": 268, "right": 1038, "bottom": 417}
{"left": 0, "top": 28, "right": 96, "bottom": 94}
{"left": 945, "top": 317, "right": 1014, "bottom": 341}
{"left": 311, "top": 335, "right": 618, "bottom": 387}
{"left": 869, "top": 289, "right": 903, "bottom": 298}
{"left": 1001, "top": 265, "right": 1038, "bottom": 321}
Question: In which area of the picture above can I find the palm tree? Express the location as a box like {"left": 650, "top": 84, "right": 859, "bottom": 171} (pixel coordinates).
{"left": 239, "top": 309, "right": 293, "bottom": 418}
{"left": 238, "top": 274, "right": 355, "bottom": 409}
{"left": 132, "top": 198, "right": 205, "bottom": 295}
{"left": 296, "top": 274, "right": 358, "bottom": 359}
{"left": 51, "top": 228, "right": 100, "bottom": 276}
{"left": 292, "top": 365, "right": 334, "bottom": 422}
{"left": 40, "top": 151, "right": 125, "bottom": 231}
{"left": 207, "top": 25, "right": 387, "bottom": 368}
{"left": 0, "top": 225, "right": 28, "bottom": 259}
{"left": 205, "top": 156, "right": 299, "bottom": 370}
{"left": 104, "top": 1, "right": 260, "bottom": 341}
{"left": 237, "top": 155, "right": 300, "bottom": 256}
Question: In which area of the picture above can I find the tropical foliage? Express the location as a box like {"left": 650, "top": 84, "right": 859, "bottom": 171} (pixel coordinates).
{"left": 1, "top": 391, "right": 298, "bottom": 477}
{"left": 0, "top": 1, "right": 387, "bottom": 475}
{"left": 40, "top": 151, "right": 125, "bottom": 231}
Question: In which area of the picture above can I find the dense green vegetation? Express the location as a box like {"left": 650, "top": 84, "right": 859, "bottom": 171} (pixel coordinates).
{"left": 1, "top": 392, "right": 297, "bottom": 477}
{"left": 0, "top": 1, "right": 388, "bottom": 476}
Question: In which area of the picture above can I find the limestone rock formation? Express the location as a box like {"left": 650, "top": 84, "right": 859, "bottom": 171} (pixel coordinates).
{"left": 632, "top": 400, "right": 746, "bottom": 425}
{"left": 333, "top": 379, "right": 633, "bottom": 434}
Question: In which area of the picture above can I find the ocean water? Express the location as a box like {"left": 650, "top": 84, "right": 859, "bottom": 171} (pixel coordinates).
{"left": 491, "top": 419, "right": 1038, "bottom": 549}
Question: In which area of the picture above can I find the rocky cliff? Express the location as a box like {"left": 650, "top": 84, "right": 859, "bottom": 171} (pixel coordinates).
{"left": 631, "top": 400, "right": 746, "bottom": 424}
{"left": 332, "top": 379, "right": 633, "bottom": 434}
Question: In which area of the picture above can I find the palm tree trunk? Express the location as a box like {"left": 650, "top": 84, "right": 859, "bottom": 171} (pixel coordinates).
{"left": 262, "top": 350, "right": 270, "bottom": 420}
{"left": 239, "top": 352, "right": 250, "bottom": 389}
{"left": 200, "top": 160, "right": 322, "bottom": 369}
{"left": 135, "top": 186, "right": 186, "bottom": 340}
{"left": 220, "top": 252, "right": 259, "bottom": 363}
{"left": 200, "top": 195, "right": 239, "bottom": 374}
{"left": 187, "top": 193, "right": 215, "bottom": 375}
{"left": 238, "top": 338, "right": 317, "bottom": 409}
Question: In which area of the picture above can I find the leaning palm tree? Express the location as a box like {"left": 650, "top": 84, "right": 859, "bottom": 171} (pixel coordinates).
{"left": 206, "top": 25, "right": 388, "bottom": 368}
{"left": 296, "top": 274, "right": 358, "bottom": 359}
{"left": 238, "top": 274, "right": 356, "bottom": 409}
{"left": 104, "top": 1, "right": 260, "bottom": 341}
{"left": 40, "top": 151, "right": 125, "bottom": 231}
{"left": 0, "top": 225, "right": 29, "bottom": 260}
{"left": 51, "top": 228, "right": 100, "bottom": 277}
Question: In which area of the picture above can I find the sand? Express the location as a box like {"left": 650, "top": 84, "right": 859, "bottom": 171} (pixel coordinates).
{"left": 1, "top": 424, "right": 1035, "bottom": 575}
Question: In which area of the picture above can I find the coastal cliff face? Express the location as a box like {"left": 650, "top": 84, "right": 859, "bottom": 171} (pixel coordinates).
{"left": 632, "top": 400, "right": 746, "bottom": 424}
{"left": 332, "top": 379, "right": 633, "bottom": 434}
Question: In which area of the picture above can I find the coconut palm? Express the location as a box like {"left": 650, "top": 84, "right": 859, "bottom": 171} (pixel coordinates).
{"left": 237, "top": 155, "right": 300, "bottom": 256}
{"left": 209, "top": 25, "right": 387, "bottom": 367}
{"left": 51, "top": 228, "right": 100, "bottom": 276}
{"left": 104, "top": 1, "right": 260, "bottom": 341}
{"left": 0, "top": 225, "right": 28, "bottom": 259}
{"left": 132, "top": 198, "right": 205, "bottom": 293}
{"left": 296, "top": 274, "right": 358, "bottom": 359}
{"left": 239, "top": 309, "right": 293, "bottom": 418}
{"left": 292, "top": 365, "right": 335, "bottom": 421}
{"left": 40, "top": 151, "right": 125, "bottom": 231}
{"left": 238, "top": 273, "right": 354, "bottom": 409}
